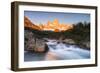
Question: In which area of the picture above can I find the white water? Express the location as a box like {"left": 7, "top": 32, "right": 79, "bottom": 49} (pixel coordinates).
{"left": 46, "top": 40, "right": 90, "bottom": 60}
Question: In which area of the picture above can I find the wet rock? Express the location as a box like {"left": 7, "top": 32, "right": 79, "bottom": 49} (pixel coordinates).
{"left": 82, "top": 42, "right": 90, "bottom": 49}
{"left": 63, "top": 39, "right": 75, "bottom": 44}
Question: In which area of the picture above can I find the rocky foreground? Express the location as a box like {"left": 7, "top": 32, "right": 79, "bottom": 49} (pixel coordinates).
{"left": 24, "top": 40, "right": 90, "bottom": 61}
{"left": 24, "top": 29, "right": 90, "bottom": 53}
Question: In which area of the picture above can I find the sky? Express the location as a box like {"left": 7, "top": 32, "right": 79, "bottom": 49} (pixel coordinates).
{"left": 24, "top": 11, "right": 90, "bottom": 25}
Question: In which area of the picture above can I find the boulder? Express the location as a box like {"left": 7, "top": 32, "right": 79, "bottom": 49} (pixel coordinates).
{"left": 24, "top": 30, "right": 49, "bottom": 53}
{"left": 82, "top": 42, "right": 90, "bottom": 49}
{"left": 34, "top": 38, "right": 49, "bottom": 53}
{"left": 63, "top": 39, "right": 75, "bottom": 44}
{"left": 24, "top": 30, "right": 36, "bottom": 51}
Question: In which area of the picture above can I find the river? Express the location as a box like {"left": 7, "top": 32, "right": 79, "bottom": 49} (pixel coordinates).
{"left": 24, "top": 39, "right": 90, "bottom": 61}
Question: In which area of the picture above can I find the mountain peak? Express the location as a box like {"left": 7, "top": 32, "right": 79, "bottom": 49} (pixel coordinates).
{"left": 38, "top": 19, "right": 73, "bottom": 32}
{"left": 53, "top": 19, "right": 59, "bottom": 25}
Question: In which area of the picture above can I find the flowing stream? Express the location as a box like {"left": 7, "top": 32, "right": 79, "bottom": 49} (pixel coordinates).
{"left": 24, "top": 39, "right": 90, "bottom": 61}
{"left": 46, "top": 40, "right": 90, "bottom": 60}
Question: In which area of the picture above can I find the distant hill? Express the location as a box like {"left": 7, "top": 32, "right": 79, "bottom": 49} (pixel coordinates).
{"left": 24, "top": 16, "right": 41, "bottom": 30}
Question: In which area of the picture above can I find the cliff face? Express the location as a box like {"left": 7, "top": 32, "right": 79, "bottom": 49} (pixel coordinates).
{"left": 24, "top": 16, "right": 41, "bottom": 30}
